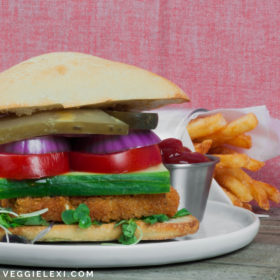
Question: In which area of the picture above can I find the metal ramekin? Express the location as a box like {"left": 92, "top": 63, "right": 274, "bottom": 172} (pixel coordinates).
{"left": 165, "top": 155, "right": 219, "bottom": 221}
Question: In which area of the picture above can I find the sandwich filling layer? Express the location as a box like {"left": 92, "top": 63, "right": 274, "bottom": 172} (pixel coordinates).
{"left": 0, "top": 187, "right": 179, "bottom": 223}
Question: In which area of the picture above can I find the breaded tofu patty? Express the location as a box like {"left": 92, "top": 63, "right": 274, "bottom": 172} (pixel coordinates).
{"left": 1, "top": 187, "right": 179, "bottom": 223}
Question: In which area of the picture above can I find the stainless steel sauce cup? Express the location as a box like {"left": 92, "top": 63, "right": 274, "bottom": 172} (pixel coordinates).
{"left": 165, "top": 155, "right": 219, "bottom": 221}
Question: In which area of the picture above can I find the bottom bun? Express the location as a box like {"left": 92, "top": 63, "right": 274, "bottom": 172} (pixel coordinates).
{"left": 0, "top": 215, "right": 199, "bottom": 242}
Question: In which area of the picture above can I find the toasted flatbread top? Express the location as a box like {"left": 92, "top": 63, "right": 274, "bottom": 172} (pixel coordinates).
{"left": 0, "top": 52, "right": 189, "bottom": 115}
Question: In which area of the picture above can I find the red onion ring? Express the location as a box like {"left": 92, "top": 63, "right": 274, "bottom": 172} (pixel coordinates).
{"left": 71, "top": 130, "right": 161, "bottom": 154}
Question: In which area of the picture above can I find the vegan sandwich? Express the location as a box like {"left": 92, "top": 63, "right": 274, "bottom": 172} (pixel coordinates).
{"left": 0, "top": 52, "right": 199, "bottom": 244}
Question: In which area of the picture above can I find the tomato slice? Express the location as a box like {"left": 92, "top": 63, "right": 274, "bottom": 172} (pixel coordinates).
{"left": 70, "top": 145, "right": 162, "bottom": 174}
{"left": 0, "top": 152, "right": 69, "bottom": 180}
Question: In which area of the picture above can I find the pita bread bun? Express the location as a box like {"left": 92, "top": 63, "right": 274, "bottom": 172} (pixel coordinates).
{"left": 0, "top": 52, "right": 189, "bottom": 116}
{"left": 0, "top": 215, "right": 199, "bottom": 242}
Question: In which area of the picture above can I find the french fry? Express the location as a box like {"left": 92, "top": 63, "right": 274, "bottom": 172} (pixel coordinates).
{"left": 249, "top": 182, "right": 270, "bottom": 210}
{"left": 242, "top": 202, "right": 253, "bottom": 211}
{"left": 225, "top": 134, "right": 252, "bottom": 149}
{"left": 187, "top": 113, "right": 227, "bottom": 139}
{"left": 221, "top": 185, "right": 253, "bottom": 210}
{"left": 209, "top": 146, "right": 237, "bottom": 154}
{"left": 215, "top": 169, "right": 253, "bottom": 202}
{"left": 214, "top": 154, "right": 250, "bottom": 169}
{"left": 246, "top": 158, "right": 265, "bottom": 171}
{"left": 221, "top": 187, "right": 243, "bottom": 207}
{"left": 219, "top": 168, "right": 270, "bottom": 210}
{"left": 213, "top": 154, "right": 264, "bottom": 171}
{"left": 188, "top": 111, "right": 279, "bottom": 211}
{"left": 194, "top": 139, "right": 213, "bottom": 154}
{"left": 198, "top": 113, "right": 258, "bottom": 146}
{"left": 253, "top": 180, "right": 280, "bottom": 204}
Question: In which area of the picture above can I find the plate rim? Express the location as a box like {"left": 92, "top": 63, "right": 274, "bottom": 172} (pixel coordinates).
{"left": 0, "top": 201, "right": 260, "bottom": 267}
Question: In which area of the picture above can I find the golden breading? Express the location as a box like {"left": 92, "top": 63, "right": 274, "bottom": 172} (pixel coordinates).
{"left": 1, "top": 187, "right": 179, "bottom": 223}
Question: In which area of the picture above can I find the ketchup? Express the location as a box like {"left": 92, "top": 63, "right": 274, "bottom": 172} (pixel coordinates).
{"left": 158, "top": 138, "right": 209, "bottom": 164}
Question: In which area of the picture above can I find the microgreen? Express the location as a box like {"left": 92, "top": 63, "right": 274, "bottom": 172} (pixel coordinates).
{"left": 78, "top": 215, "right": 92, "bottom": 229}
{"left": 0, "top": 211, "right": 48, "bottom": 229}
{"left": 114, "top": 219, "right": 140, "bottom": 245}
{"left": 61, "top": 206, "right": 192, "bottom": 245}
{"left": 61, "top": 203, "right": 92, "bottom": 229}
{"left": 11, "top": 215, "right": 49, "bottom": 226}
{"left": 0, "top": 214, "right": 12, "bottom": 229}
{"left": 92, "top": 220, "right": 102, "bottom": 226}
{"left": 141, "top": 208, "right": 191, "bottom": 226}
{"left": 143, "top": 214, "right": 169, "bottom": 225}
{"left": 73, "top": 204, "right": 90, "bottom": 221}
{"left": 172, "top": 208, "right": 191, "bottom": 218}
{"left": 118, "top": 219, "right": 138, "bottom": 245}
{"left": 61, "top": 210, "right": 76, "bottom": 225}
{"left": 0, "top": 208, "right": 49, "bottom": 242}
{"left": 114, "top": 219, "right": 127, "bottom": 228}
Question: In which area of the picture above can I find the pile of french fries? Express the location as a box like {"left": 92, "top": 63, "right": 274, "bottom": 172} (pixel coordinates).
{"left": 187, "top": 112, "right": 280, "bottom": 211}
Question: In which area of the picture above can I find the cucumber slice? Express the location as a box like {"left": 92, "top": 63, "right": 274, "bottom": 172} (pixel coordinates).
{"left": 0, "top": 171, "right": 170, "bottom": 199}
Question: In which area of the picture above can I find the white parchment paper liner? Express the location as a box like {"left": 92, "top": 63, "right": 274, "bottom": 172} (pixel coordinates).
{"left": 152, "top": 105, "right": 280, "bottom": 204}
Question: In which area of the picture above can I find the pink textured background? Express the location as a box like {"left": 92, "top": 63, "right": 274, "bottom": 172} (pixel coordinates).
{"left": 0, "top": 0, "right": 279, "bottom": 193}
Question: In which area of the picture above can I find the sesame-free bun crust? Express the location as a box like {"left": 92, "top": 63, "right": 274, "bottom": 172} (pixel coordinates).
{"left": 0, "top": 216, "right": 199, "bottom": 242}
{"left": 0, "top": 52, "right": 189, "bottom": 115}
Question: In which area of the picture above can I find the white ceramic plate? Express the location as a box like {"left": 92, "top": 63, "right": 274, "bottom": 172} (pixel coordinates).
{"left": 0, "top": 201, "right": 259, "bottom": 268}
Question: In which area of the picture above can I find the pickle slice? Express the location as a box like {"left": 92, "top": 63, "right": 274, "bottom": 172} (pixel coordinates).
{"left": 105, "top": 110, "right": 158, "bottom": 130}
{"left": 0, "top": 109, "right": 128, "bottom": 144}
